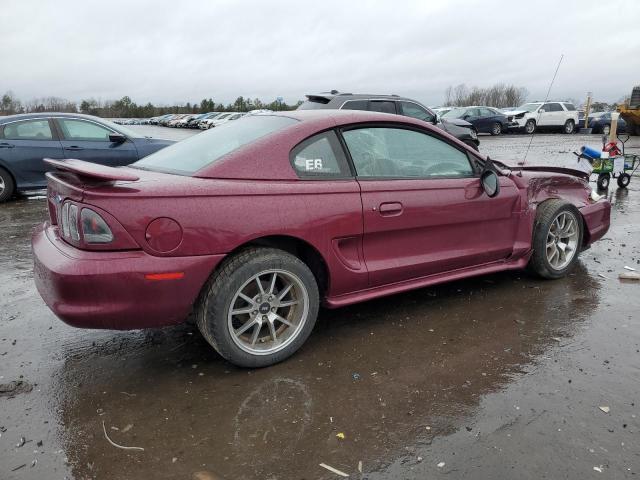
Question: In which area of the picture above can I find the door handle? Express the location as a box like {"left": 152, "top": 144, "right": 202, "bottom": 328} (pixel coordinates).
{"left": 378, "top": 202, "right": 403, "bottom": 216}
{"left": 0, "top": 142, "right": 14, "bottom": 149}
{"left": 64, "top": 146, "right": 84, "bottom": 151}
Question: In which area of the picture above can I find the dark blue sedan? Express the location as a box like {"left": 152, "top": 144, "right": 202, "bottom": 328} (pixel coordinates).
{"left": 0, "top": 113, "right": 174, "bottom": 202}
{"left": 441, "top": 106, "right": 509, "bottom": 135}
{"left": 584, "top": 112, "right": 627, "bottom": 135}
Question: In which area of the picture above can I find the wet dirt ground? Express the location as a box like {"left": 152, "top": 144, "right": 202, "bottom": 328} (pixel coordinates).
{"left": 1, "top": 130, "right": 639, "bottom": 480}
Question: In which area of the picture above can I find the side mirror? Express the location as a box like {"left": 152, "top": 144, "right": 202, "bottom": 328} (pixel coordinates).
{"left": 109, "top": 133, "right": 126, "bottom": 143}
{"left": 481, "top": 170, "right": 500, "bottom": 198}
{"left": 538, "top": 109, "right": 546, "bottom": 113}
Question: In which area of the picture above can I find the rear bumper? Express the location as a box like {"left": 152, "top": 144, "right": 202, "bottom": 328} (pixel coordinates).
{"left": 32, "top": 223, "right": 224, "bottom": 330}
{"left": 580, "top": 199, "right": 611, "bottom": 246}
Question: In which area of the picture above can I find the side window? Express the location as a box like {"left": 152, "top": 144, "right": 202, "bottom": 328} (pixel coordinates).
{"left": 290, "top": 131, "right": 351, "bottom": 179}
{"left": 564, "top": 103, "right": 576, "bottom": 111}
{"left": 479, "top": 108, "right": 495, "bottom": 117}
{"left": 3, "top": 120, "right": 53, "bottom": 140}
{"left": 399, "top": 102, "right": 436, "bottom": 122}
{"left": 341, "top": 100, "right": 369, "bottom": 111}
{"left": 57, "top": 119, "right": 113, "bottom": 141}
{"left": 342, "top": 127, "right": 473, "bottom": 178}
{"left": 369, "top": 101, "right": 396, "bottom": 114}
{"left": 549, "top": 103, "right": 563, "bottom": 112}
{"left": 542, "top": 103, "right": 553, "bottom": 112}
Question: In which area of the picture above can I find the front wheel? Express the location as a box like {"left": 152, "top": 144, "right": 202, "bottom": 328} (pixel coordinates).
{"left": 524, "top": 119, "right": 536, "bottom": 134}
{"left": 490, "top": 122, "right": 502, "bottom": 135}
{"left": 617, "top": 173, "right": 631, "bottom": 188}
{"left": 195, "top": 247, "right": 319, "bottom": 368}
{"left": 597, "top": 173, "right": 610, "bottom": 190}
{"left": 563, "top": 120, "right": 575, "bottom": 134}
{"left": 528, "top": 200, "right": 583, "bottom": 279}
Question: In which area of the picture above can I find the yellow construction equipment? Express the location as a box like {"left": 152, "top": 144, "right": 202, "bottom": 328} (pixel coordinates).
{"left": 618, "top": 85, "right": 640, "bottom": 135}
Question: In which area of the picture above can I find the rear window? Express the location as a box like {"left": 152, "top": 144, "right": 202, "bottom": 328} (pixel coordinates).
{"left": 133, "top": 115, "right": 298, "bottom": 175}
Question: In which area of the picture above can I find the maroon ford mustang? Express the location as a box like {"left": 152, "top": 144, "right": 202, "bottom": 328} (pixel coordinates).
{"left": 32, "top": 110, "right": 610, "bottom": 367}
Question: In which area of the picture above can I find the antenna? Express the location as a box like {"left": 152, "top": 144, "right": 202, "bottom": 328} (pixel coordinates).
{"left": 519, "top": 54, "right": 564, "bottom": 168}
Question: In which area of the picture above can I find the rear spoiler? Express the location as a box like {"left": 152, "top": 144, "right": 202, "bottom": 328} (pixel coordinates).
{"left": 44, "top": 158, "right": 139, "bottom": 182}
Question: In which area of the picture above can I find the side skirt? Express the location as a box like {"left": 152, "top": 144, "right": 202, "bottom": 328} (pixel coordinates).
{"left": 324, "top": 255, "right": 532, "bottom": 309}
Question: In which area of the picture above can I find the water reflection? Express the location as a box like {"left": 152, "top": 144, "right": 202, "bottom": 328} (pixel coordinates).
{"left": 54, "top": 262, "right": 600, "bottom": 479}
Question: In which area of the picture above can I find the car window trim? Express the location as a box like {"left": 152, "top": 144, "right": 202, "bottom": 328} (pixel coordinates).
{"left": 398, "top": 100, "right": 437, "bottom": 123}
{"left": 0, "top": 117, "right": 58, "bottom": 141}
{"left": 336, "top": 122, "right": 482, "bottom": 181}
{"left": 289, "top": 128, "right": 354, "bottom": 180}
{"left": 53, "top": 117, "right": 121, "bottom": 142}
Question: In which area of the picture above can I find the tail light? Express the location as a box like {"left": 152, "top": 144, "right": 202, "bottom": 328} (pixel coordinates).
{"left": 56, "top": 200, "right": 138, "bottom": 250}
{"left": 81, "top": 209, "right": 113, "bottom": 244}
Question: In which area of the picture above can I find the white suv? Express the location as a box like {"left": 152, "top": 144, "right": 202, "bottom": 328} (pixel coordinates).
{"left": 504, "top": 101, "right": 579, "bottom": 134}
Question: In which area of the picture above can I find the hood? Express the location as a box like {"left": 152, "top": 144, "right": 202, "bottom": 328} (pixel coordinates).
{"left": 503, "top": 109, "right": 529, "bottom": 116}
{"left": 493, "top": 160, "right": 590, "bottom": 181}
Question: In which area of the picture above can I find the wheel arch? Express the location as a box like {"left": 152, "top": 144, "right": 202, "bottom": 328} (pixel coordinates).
{"left": 223, "top": 235, "right": 330, "bottom": 297}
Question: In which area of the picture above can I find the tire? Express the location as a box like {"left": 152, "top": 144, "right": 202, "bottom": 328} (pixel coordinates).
{"left": 195, "top": 247, "right": 319, "bottom": 368}
{"left": 490, "top": 122, "right": 502, "bottom": 135}
{"left": 597, "top": 173, "right": 610, "bottom": 190}
{"left": 602, "top": 124, "right": 611, "bottom": 136}
{"left": 617, "top": 173, "right": 631, "bottom": 188}
{"left": 528, "top": 199, "right": 583, "bottom": 279}
{"left": 524, "top": 119, "right": 536, "bottom": 134}
{"left": 563, "top": 119, "right": 575, "bottom": 134}
{"left": 0, "top": 167, "right": 16, "bottom": 203}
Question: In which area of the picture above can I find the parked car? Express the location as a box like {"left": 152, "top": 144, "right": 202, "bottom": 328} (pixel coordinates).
{"left": 185, "top": 113, "right": 208, "bottom": 128}
{"left": 504, "top": 101, "right": 579, "bottom": 134}
{"left": 200, "top": 113, "right": 232, "bottom": 129}
{"left": 204, "top": 112, "right": 245, "bottom": 129}
{"left": 441, "top": 106, "right": 509, "bottom": 135}
{"left": 0, "top": 113, "right": 174, "bottom": 202}
{"left": 298, "top": 92, "right": 480, "bottom": 150}
{"left": 167, "top": 114, "right": 191, "bottom": 128}
{"left": 584, "top": 112, "right": 628, "bottom": 135}
{"left": 197, "top": 112, "right": 222, "bottom": 129}
{"left": 32, "top": 110, "right": 610, "bottom": 367}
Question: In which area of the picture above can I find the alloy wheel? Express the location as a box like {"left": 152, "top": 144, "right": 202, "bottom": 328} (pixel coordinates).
{"left": 0, "top": 176, "right": 4, "bottom": 195}
{"left": 227, "top": 269, "right": 309, "bottom": 355}
{"left": 546, "top": 211, "right": 579, "bottom": 270}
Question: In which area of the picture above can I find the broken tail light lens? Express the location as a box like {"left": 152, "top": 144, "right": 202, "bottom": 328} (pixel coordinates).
{"left": 81, "top": 208, "right": 113, "bottom": 244}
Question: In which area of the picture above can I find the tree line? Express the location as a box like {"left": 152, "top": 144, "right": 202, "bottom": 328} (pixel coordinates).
{"left": 443, "top": 83, "right": 529, "bottom": 108}
{"left": 0, "top": 91, "right": 301, "bottom": 118}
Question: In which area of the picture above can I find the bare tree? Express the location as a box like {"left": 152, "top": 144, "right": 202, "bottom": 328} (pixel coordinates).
{"left": 443, "top": 83, "right": 528, "bottom": 108}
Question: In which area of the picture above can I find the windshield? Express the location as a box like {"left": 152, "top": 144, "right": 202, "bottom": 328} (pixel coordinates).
{"left": 516, "top": 103, "right": 541, "bottom": 112}
{"left": 441, "top": 108, "right": 468, "bottom": 119}
{"left": 133, "top": 115, "right": 298, "bottom": 175}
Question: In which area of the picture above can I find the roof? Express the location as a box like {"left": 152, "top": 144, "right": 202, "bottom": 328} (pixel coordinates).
{"left": 305, "top": 92, "right": 408, "bottom": 102}
{"left": 0, "top": 112, "right": 102, "bottom": 124}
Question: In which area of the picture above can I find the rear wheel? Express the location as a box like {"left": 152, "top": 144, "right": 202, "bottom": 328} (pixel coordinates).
{"left": 524, "top": 119, "right": 536, "bottom": 134}
{"left": 528, "top": 200, "right": 583, "bottom": 279}
{"left": 617, "top": 173, "right": 631, "bottom": 188}
{"left": 0, "top": 167, "right": 15, "bottom": 203}
{"left": 195, "top": 247, "right": 319, "bottom": 368}
{"left": 491, "top": 122, "right": 502, "bottom": 135}
{"left": 597, "top": 173, "right": 610, "bottom": 190}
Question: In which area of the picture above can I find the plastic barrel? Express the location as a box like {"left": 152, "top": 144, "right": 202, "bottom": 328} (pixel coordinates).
{"left": 580, "top": 145, "right": 602, "bottom": 159}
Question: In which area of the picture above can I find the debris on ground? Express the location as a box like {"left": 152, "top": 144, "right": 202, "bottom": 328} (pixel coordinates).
{"left": 336, "top": 432, "right": 345, "bottom": 440}
{"left": 0, "top": 380, "right": 33, "bottom": 398}
{"left": 594, "top": 466, "right": 603, "bottom": 473}
{"left": 619, "top": 271, "right": 640, "bottom": 281}
{"left": 623, "top": 266, "right": 636, "bottom": 271}
{"left": 437, "top": 461, "right": 446, "bottom": 468}
{"left": 599, "top": 406, "right": 610, "bottom": 414}
{"left": 358, "top": 461, "right": 363, "bottom": 473}
{"left": 102, "top": 421, "right": 144, "bottom": 451}
{"left": 11, "top": 464, "right": 26, "bottom": 472}
{"left": 16, "top": 436, "right": 25, "bottom": 448}
{"left": 319, "top": 463, "right": 349, "bottom": 477}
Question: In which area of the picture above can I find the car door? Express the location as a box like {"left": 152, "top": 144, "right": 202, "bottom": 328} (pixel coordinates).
{"left": 462, "top": 108, "right": 482, "bottom": 131}
{"left": 0, "top": 118, "right": 65, "bottom": 187}
{"left": 537, "top": 103, "right": 556, "bottom": 126}
{"left": 55, "top": 117, "right": 139, "bottom": 166}
{"left": 340, "top": 125, "right": 521, "bottom": 287}
{"left": 478, "top": 108, "right": 499, "bottom": 132}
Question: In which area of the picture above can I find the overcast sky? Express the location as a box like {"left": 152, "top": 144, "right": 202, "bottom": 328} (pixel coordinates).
{"left": 2, "top": 0, "right": 638, "bottom": 107}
